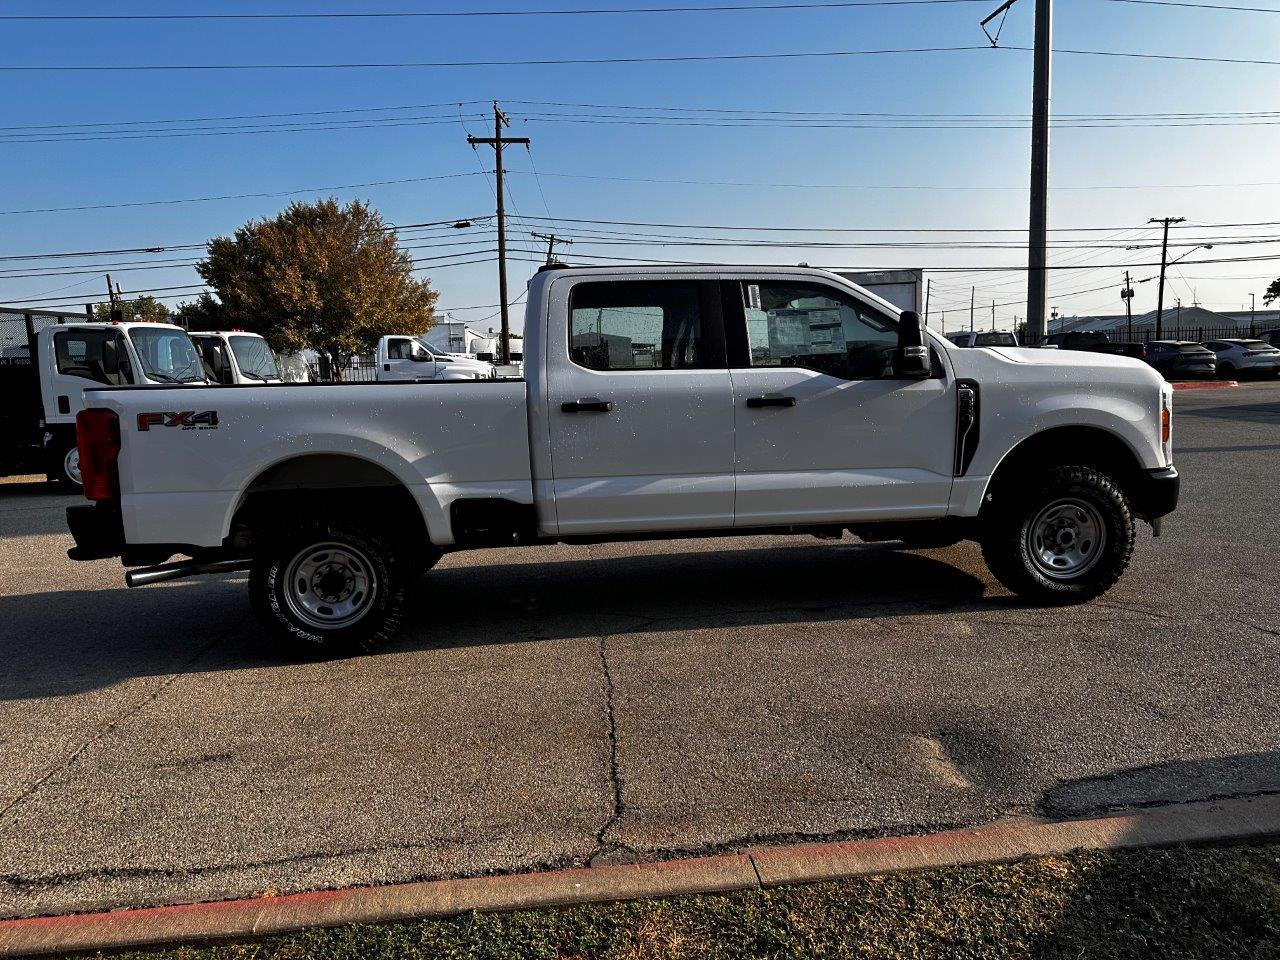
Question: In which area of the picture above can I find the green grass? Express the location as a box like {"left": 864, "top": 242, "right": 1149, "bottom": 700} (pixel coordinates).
{"left": 88, "top": 842, "right": 1280, "bottom": 960}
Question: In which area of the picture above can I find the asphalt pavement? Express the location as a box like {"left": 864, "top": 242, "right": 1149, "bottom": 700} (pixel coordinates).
{"left": 1, "top": 383, "right": 1278, "bottom": 919}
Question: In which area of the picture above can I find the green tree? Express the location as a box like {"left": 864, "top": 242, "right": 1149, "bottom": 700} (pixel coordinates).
{"left": 1265, "top": 278, "right": 1280, "bottom": 306}
{"left": 193, "top": 198, "right": 437, "bottom": 379}
{"left": 171, "top": 294, "right": 228, "bottom": 332}
{"left": 92, "top": 294, "right": 171, "bottom": 322}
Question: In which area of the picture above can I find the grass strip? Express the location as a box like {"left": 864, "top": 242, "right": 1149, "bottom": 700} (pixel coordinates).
{"left": 85, "top": 841, "right": 1280, "bottom": 960}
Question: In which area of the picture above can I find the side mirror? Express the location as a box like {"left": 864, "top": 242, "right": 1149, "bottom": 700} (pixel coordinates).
{"left": 893, "top": 310, "right": 931, "bottom": 379}
{"left": 101, "top": 341, "right": 120, "bottom": 376}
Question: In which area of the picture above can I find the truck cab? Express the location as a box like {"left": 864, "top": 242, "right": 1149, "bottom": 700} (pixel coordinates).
{"left": 38, "top": 320, "right": 206, "bottom": 487}
{"left": 190, "top": 331, "right": 283, "bottom": 385}
{"left": 375, "top": 335, "right": 495, "bottom": 381}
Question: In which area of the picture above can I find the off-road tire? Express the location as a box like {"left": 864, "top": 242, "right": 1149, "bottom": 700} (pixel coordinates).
{"left": 250, "top": 521, "right": 407, "bottom": 658}
{"left": 980, "top": 465, "right": 1135, "bottom": 604}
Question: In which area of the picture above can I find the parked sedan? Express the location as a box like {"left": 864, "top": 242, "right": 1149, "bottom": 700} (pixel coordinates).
{"left": 946, "top": 331, "right": 1019, "bottom": 348}
{"left": 1204, "top": 339, "right": 1280, "bottom": 379}
{"left": 1259, "top": 329, "right": 1280, "bottom": 349}
{"left": 1144, "top": 341, "right": 1217, "bottom": 380}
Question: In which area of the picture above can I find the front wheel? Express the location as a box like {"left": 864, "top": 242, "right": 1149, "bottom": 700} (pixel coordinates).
{"left": 249, "top": 522, "right": 407, "bottom": 657}
{"left": 980, "top": 465, "right": 1135, "bottom": 604}
{"left": 51, "top": 440, "right": 82, "bottom": 491}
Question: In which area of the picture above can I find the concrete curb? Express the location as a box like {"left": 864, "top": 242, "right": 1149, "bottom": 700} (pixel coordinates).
{"left": 3, "top": 794, "right": 1279, "bottom": 957}
{"left": 1172, "top": 380, "right": 1238, "bottom": 390}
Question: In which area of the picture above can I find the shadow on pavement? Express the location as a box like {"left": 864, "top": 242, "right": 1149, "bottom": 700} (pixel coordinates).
{"left": 403, "top": 541, "right": 999, "bottom": 651}
{"left": 1027, "top": 751, "right": 1280, "bottom": 958}
{"left": 1042, "top": 750, "right": 1280, "bottom": 818}
{"left": 1, "top": 542, "right": 1001, "bottom": 700}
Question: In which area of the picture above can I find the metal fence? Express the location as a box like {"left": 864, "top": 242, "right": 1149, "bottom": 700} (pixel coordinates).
{"left": 306, "top": 355, "right": 380, "bottom": 383}
{"left": 1026, "top": 322, "right": 1276, "bottom": 346}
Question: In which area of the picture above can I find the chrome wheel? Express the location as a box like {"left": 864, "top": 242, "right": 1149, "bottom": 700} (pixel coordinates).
{"left": 283, "top": 542, "right": 377, "bottom": 630}
{"left": 1028, "top": 498, "right": 1106, "bottom": 580}
{"left": 63, "top": 447, "right": 82, "bottom": 486}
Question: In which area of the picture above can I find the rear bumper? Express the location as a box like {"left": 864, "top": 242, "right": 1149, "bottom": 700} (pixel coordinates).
{"left": 66, "top": 503, "right": 125, "bottom": 561}
{"left": 1132, "top": 466, "right": 1180, "bottom": 521}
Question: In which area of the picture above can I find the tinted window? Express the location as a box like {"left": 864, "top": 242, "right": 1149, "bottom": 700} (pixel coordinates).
{"left": 570, "top": 281, "right": 705, "bottom": 371}
{"left": 54, "top": 329, "right": 131, "bottom": 386}
{"left": 739, "top": 281, "right": 897, "bottom": 380}
{"left": 975, "top": 332, "right": 1017, "bottom": 347}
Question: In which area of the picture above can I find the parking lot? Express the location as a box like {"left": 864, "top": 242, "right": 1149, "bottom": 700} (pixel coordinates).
{"left": 2, "top": 382, "right": 1278, "bottom": 921}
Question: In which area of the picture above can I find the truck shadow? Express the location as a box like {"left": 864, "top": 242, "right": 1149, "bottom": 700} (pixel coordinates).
{"left": 400, "top": 540, "right": 1002, "bottom": 652}
{"left": 0, "top": 542, "right": 1004, "bottom": 701}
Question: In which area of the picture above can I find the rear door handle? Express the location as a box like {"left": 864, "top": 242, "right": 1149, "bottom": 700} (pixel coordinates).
{"left": 746, "top": 394, "right": 797, "bottom": 409}
{"left": 561, "top": 397, "right": 614, "bottom": 413}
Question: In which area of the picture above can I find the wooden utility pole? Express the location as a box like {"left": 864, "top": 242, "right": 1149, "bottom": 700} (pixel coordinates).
{"left": 923, "top": 278, "right": 932, "bottom": 327}
{"left": 1150, "top": 216, "right": 1184, "bottom": 340}
{"left": 1025, "top": 0, "right": 1053, "bottom": 342}
{"left": 531, "top": 231, "right": 571, "bottom": 266}
{"left": 970, "top": 286, "right": 976, "bottom": 333}
{"left": 1122, "top": 270, "right": 1135, "bottom": 341}
{"left": 467, "top": 102, "right": 529, "bottom": 365}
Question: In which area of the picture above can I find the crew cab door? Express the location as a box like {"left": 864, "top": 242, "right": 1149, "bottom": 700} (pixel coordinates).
{"left": 544, "top": 277, "right": 734, "bottom": 535}
{"left": 723, "top": 277, "right": 955, "bottom": 525}
{"left": 381, "top": 337, "right": 433, "bottom": 381}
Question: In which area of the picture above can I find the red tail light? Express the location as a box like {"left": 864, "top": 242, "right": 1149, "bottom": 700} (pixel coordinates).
{"left": 76, "top": 409, "right": 121, "bottom": 501}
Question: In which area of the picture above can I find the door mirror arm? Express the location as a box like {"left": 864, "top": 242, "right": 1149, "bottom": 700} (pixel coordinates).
{"left": 892, "top": 310, "right": 931, "bottom": 379}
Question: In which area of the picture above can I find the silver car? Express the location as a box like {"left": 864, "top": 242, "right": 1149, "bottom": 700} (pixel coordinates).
{"left": 1203, "top": 339, "right": 1280, "bottom": 379}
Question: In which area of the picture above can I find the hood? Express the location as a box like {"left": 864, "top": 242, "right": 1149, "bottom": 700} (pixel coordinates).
{"left": 987, "top": 347, "right": 1145, "bottom": 370}
{"left": 445, "top": 356, "right": 495, "bottom": 370}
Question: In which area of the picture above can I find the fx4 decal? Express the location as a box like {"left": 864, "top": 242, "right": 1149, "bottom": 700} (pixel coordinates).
{"left": 137, "top": 411, "right": 219, "bottom": 432}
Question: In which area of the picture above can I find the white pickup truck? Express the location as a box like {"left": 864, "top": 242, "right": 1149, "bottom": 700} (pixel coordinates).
{"left": 189, "top": 331, "right": 283, "bottom": 385}
{"left": 373, "top": 335, "right": 496, "bottom": 381}
{"left": 67, "top": 265, "right": 1178, "bottom": 656}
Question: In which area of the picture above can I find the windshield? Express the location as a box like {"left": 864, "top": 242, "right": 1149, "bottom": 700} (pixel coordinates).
{"left": 127, "top": 327, "right": 206, "bottom": 383}
{"left": 975, "top": 333, "right": 1017, "bottom": 347}
{"left": 1239, "top": 340, "right": 1274, "bottom": 350}
{"left": 229, "top": 335, "right": 280, "bottom": 380}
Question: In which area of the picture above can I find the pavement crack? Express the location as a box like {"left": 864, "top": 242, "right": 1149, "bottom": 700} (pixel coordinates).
{"left": 590, "top": 630, "right": 628, "bottom": 866}
{"left": 0, "top": 634, "right": 224, "bottom": 827}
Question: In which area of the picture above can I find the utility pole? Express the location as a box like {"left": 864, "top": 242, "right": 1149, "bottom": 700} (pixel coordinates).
{"left": 1150, "top": 216, "right": 1184, "bottom": 340}
{"left": 970, "top": 286, "right": 976, "bottom": 333}
{"left": 941, "top": 311, "right": 946, "bottom": 335}
{"left": 105, "top": 274, "right": 117, "bottom": 307}
{"left": 467, "top": 101, "right": 529, "bottom": 365}
{"left": 1176, "top": 298, "right": 1182, "bottom": 328}
{"left": 1251, "top": 292, "right": 1257, "bottom": 332}
{"left": 923, "top": 278, "right": 932, "bottom": 327}
{"left": 1121, "top": 270, "right": 1134, "bottom": 341}
{"left": 531, "top": 231, "right": 570, "bottom": 266}
{"left": 1026, "top": 0, "right": 1053, "bottom": 341}
{"left": 991, "top": 299, "right": 996, "bottom": 331}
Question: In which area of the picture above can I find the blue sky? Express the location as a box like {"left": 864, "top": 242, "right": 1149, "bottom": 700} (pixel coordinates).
{"left": 2, "top": 0, "right": 1279, "bottom": 332}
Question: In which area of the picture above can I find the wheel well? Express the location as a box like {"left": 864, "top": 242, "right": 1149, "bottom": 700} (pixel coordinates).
{"left": 984, "top": 427, "right": 1145, "bottom": 513}
{"left": 229, "top": 454, "right": 432, "bottom": 560}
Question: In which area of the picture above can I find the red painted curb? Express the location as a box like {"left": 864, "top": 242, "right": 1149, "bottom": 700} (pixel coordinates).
{"left": 2, "top": 795, "right": 1279, "bottom": 957}
{"left": 1172, "top": 380, "right": 1238, "bottom": 390}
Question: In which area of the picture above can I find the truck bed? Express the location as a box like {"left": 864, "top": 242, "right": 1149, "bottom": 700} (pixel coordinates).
{"left": 84, "top": 379, "right": 534, "bottom": 548}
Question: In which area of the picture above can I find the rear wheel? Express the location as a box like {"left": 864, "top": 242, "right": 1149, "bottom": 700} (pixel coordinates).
{"left": 980, "top": 465, "right": 1135, "bottom": 604}
{"left": 51, "top": 439, "right": 82, "bottom": 491}
{"left": 250, "top": 522, "right": 407, "bottom": 657}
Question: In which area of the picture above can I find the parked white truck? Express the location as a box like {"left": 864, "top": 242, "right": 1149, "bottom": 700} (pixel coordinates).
{"left": 374, "top": 335, "right": 496, "bottom": 381}
{"left": 34, "top": 320, "right": 207, "bottom": 487}
{"left": 189, "top": 331, "right": 283, "bottom": 385}
{"left": 67, "top": 265, "right": 1178, "bottom": 655}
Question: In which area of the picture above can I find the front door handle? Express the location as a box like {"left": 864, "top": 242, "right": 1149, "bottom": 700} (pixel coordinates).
{"left": 561, "top": 397, "right": 614, "bottom": 413}
{"left": 746, "top": 394, "right": 797, "bottom": 409}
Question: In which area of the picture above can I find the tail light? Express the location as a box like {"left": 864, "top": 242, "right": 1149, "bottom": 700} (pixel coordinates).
{"left": 77, "top": 409, "right": 121, "bottom": 501}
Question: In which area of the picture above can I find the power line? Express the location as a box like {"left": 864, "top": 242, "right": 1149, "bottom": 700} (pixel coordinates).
{"left": 1103, "top": 0, "right": 1280, "bottom": 12}
{"left": 0, "top": 1, "right": 987, "bottom": 21}
{"left": 6, "top": 44, "right": 1280, "bottom": 72}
